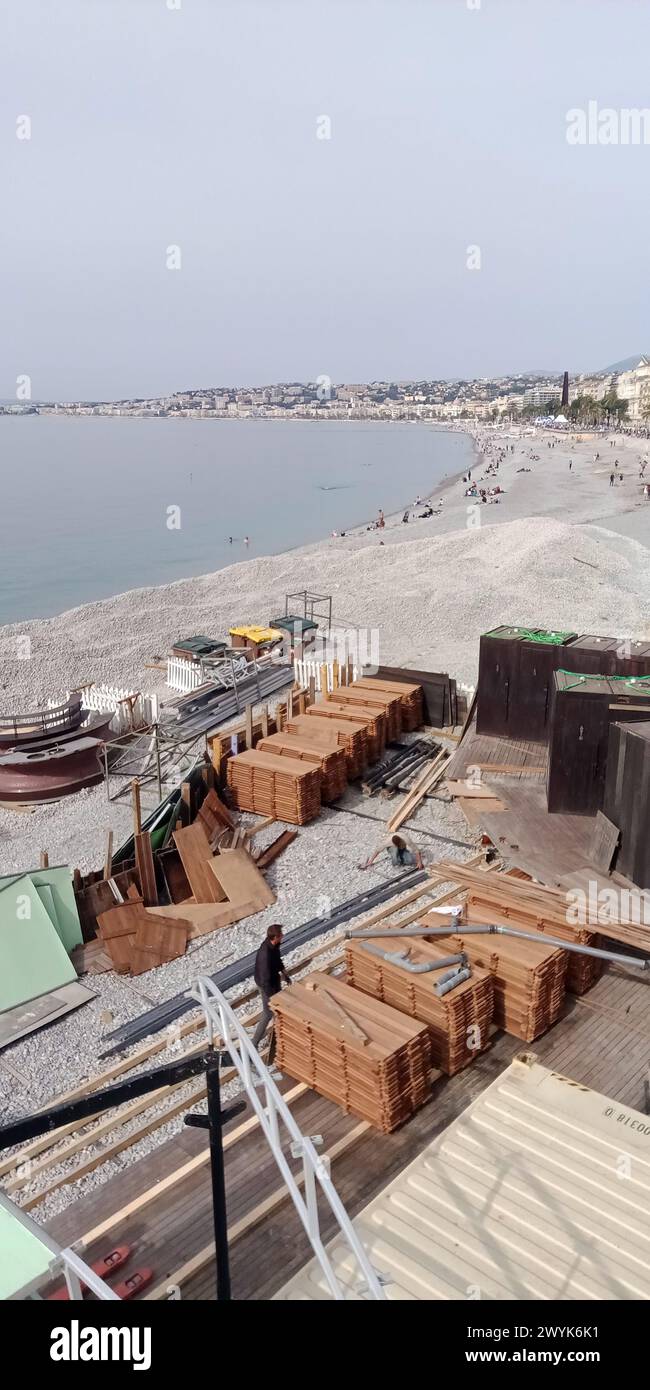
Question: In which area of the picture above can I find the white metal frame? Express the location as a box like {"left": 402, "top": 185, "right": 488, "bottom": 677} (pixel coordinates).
{"left": 190, "top": 976, "right": 386, "bottom": 1301}
{"left": 0, "top": 1189, "right": 119, "bottom": 1300}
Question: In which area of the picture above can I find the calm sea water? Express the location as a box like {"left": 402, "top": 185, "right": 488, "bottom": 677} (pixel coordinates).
{"left": 0, "top": 417, "right": 473, "bottom": 623}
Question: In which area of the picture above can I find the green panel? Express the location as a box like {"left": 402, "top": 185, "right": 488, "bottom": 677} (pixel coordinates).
{"left": 30, "top": 867, "right": 82, "bottom": 951}
{"left": 0, "top": 867, "right": 82, "bottom": 952}
{"left": 35, "top": 883, "right": 58, "bottom": 933}
{"left": 0, "top": 1205, "right": 53, "bottom": 1299}
{"left": 0, "top": 879, "right": 77, "bottom": 1012}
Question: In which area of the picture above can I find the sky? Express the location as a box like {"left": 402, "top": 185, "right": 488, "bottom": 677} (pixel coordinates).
{"left": 2, "top": 0, "right": 650, "bottom": 399}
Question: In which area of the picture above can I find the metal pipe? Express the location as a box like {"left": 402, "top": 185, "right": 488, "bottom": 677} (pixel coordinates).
{"left": 436, "top": 966, "right": 472, "bottom": 996}
{"left": 347, "top": 923, "right": 650, "bottom": 972}
{"left": 360, "top": 941, "right": 466, "bottom": 974}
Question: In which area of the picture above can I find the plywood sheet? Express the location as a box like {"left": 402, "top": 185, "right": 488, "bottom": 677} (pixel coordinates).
{"left": 130, "top": 915, "right": 188, "bottom": 975}
{"left": 0, "top": 981, "right": 94, "bottom": 1050}
{"left": 173, "top": 823, "right": 225, "bottom": 903}
{"left": 147, "top": 899, "right": 258, "bottom": 939}
{"left": 209, "top": 847, "right": 275, "bottom": 909}
{"left": 589, "top": 811, "right": 620, "bottom": 873}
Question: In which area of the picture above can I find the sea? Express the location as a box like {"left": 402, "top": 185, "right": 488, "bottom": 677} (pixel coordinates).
{"left": 0, "top": 417, "right": 474, "bottom": 624}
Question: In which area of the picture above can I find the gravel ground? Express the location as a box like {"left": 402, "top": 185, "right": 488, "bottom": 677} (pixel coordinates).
{"left": 2, "top": 805, "right": 474, "bottom": 1223}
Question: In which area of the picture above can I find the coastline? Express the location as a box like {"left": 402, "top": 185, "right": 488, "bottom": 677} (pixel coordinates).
{"left": 0, "top": 420, "right": 647, "bottom": 710}
{"left": 0, "top": 417, "right": 474, "bottom": 625}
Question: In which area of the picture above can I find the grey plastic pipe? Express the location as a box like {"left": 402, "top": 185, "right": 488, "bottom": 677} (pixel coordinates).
{"left": 346, "top": 922, "right": 650, "bottom": 972}
{"left": 436, "top": 966, "right": 472, "bottom": 996}
{"left": 359, "top": 941, "right": 467, "bottom": 974}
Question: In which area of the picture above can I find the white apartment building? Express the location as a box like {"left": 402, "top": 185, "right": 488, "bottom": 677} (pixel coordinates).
{"left": 615, "top": 357, "right": 650, "bottom": 421}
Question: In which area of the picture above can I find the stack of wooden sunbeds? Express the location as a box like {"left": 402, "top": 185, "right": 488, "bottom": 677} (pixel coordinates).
{"left": 336, "top": 681, "right": 405, "bottom": 740}
{"left": 257, "top": 733, "right": 347, "bottom": 803}
{"left": 270, "top": 971, "right": 431, "bottom": 1133}
{"left": 287, "top": 712, "right": 369, "bottom": 779}
{"left": 344, "top": 936, "right": 494, "bottom": 1075}
{"left": 354, "top": 677, "right": 425, "bottom": 731}
{"left": 422, "top": 914, "right": 568, "bottom": 1042}
{"left": 430, "top": 861, "right": 603, "bottom": 995}
{"left": 321, "top": 698, "right": 387, "bottom": 761}
{"left": 227, "top": 748, "right": 322, "bottom": 824}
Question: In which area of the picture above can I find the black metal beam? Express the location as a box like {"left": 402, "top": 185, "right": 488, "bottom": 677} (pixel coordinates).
{"left": 0, "top": 1052, "right": 207, "bottom": 1152}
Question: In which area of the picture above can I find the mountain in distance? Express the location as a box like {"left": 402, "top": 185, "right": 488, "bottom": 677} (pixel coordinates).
{"left": 598, "top": 353, "right": 648, "bottom": 374}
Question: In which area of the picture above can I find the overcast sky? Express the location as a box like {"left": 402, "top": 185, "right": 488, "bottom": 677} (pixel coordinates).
{"left": 2, "top": 0, "right": 649, "bottom": 398}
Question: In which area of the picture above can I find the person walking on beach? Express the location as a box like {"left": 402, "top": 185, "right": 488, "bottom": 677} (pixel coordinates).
{"left": 569, "top": 459, "right": 572, "bottom": 471}
{"left": 609, "top": 472, "right": 615, "bottom": 486}
{"left": 251, "top": 924, "right": 291, "bottom": 1059}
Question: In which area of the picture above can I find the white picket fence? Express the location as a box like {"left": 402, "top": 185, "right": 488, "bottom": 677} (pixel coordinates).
{"left": 49, "top": 684, "right": 158, "bottom": 735}
{"left": 294, "top": 658, "right": 359, "bottom": 694}
{"left": 166, "top": 657, "right": 204, "bottom": 694}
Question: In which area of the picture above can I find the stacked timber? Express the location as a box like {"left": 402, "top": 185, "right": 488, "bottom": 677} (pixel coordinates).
{"left": 344, "top": 937, "right": 494, "bottom": 1075}
{"left": 271, "top": 971, "right": 431, "bottom": 1133}
{"left": 332, "top": 683, "right": 403, "bottom": 740}
{"left": 256, "top": 733, "right": 347, "bottom": 803}
{"left": 321, "top": 697, "right": 387, "bottom": 761}
{"left": 422, "top": 914, "right": 568, "bottom": 1042}
{"left": 227, "top": 749, "right": 321, "bottom": 825}
{"left": 353, "top": 677, "right": 424, "bottom": 733}
{"left": 288, "top": 712, "right": 368, "bottom": 779}
{"left": 430, "top": 861, "right": 602, "bottom": 995}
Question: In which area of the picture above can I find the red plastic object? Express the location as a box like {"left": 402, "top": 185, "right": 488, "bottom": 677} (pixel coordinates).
{"left": 47, "top": 1245, "right": 131, "bottom": 1300}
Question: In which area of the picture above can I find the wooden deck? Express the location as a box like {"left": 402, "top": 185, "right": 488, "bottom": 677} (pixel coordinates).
{"left": 45, "top": 964, "right": 650, "bottom": 1301}
{"left": 445, "top": 722, "right": 597, "bottom": 886}
{"left": 445, "top": 725, "right": 548, "bottom": 782}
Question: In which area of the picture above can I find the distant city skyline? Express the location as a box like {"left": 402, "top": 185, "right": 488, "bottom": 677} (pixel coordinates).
{"left": 3, "top": 0, "right": 650, "bottom": 399}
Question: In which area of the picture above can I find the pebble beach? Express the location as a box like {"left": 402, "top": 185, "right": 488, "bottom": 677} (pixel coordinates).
{"left": 1, "top": 420, "right": 649, "bottom": 1200}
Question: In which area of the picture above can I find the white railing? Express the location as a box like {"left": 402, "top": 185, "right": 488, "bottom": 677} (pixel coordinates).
{"left": 191, "top": 976, "right": 386, "bottom": 1302}
{"left": 49, "top": 685, "right": 158, "bottom": 734}
{"left": 294, "top": 658, "right": 359, "bottom": 694}
{"left": 167, "top": 657, "right": 204, "bottom": 694}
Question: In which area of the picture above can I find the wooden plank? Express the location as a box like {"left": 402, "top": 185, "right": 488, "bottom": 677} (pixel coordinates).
{"left": 147, "top": 899, "right": 258, "bottom": 940}
{"left": 589, "top": 810, "right": 620, "bottom": 874}
{"left": 209, "top": 846, "right": 275, "bottom": 909}
{"left": 131, "top": 779, "right": 142, "bottom": 837}
{"left": 305, "top": 981, "right": 370, "bottom": 1044}
{"left": 103, "top": 829, "right": 113, "bottom": 881}
{"left": 173, "top": 823, "right": 226, "bottom": 903}
{"left": 78, "top": 1082, "right": 309, "bottom": 1252}
{"left": 444, "top": 780, "right": 501, "bottom": 800}
{"left": 144, "top": 1119, "right": 370, "bottom": 1299}
{"left": 130, "top": 915, "right": 188, "bottom": 975}
{"left": 134, "top": 830, "right": 157, "bottom": 906}
{"left": 243, "top": 815, "right": 276, "bottom": 841}
{"left": 387, "top": 750, "right": 448, "bottom": 831}
{"left": 254, "top": 830, "right": 298, "bottom": 870}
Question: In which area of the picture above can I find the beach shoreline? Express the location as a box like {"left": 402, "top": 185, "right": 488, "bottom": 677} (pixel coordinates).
{"left": 0, "top": 419, "right": 648, "bottom": 879}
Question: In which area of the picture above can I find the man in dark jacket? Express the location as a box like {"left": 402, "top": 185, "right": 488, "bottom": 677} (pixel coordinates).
{"left": 251, "top": 924, "right": 290, "bottom": 1056}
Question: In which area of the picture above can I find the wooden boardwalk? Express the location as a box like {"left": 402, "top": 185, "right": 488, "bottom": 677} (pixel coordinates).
{"left": 45, "top": 964, "right": 650, "bottom": 1301}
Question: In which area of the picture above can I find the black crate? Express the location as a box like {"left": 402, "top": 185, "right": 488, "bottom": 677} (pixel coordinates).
{"left": 476, "top": 626, "right": 576, "bottom": 740}
{"left": 564, "top": 634, "right": 650, "bottom": 678}
{"left": 547, "top": 673, "right": 650, "bottom": 815}
{"left": 604, "top": 721, "right": 650, "bottom": 889}
{"left": 510, "top": 632, "right": 577, "bottom": 741}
